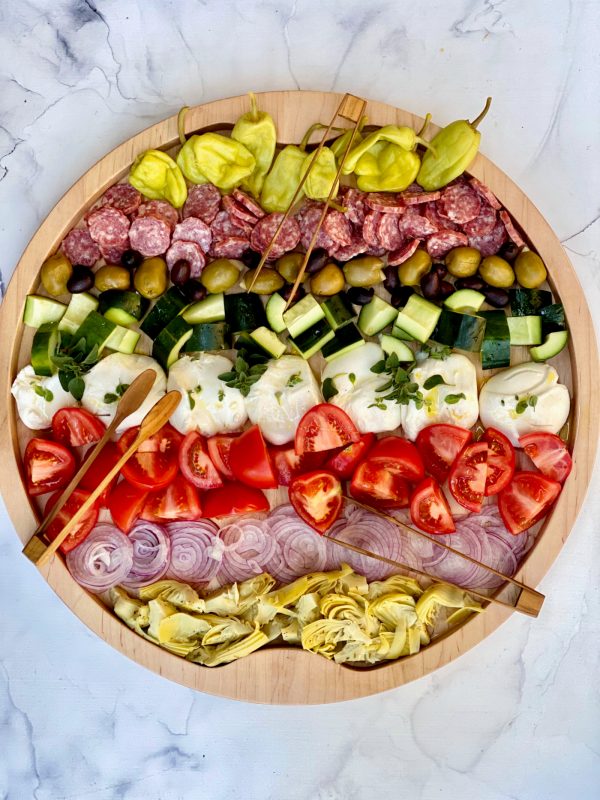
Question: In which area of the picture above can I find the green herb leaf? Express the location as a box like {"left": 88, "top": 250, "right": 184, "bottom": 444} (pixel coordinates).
{"left": 188, "top": 391, "right": 196, "bottom": 410}
{"left": 528, "top": 394, "right": 538, "bottom": 409}
{"left": 421, "top": 344, "right": 452, "bottom": 360}
{"left": 515, "top": 399, "right": 528, "bottom": 414}
{"left": 68, "top": 376, "right": 85, "bottom": 401}
{"left": 370, "top": 360, "right": 387, "bottom": 374}
{"left": 103, "top": 392, "right": 119, "bottom": 404}
{"left": 33, "top": 384, "right": 54, "bottom": 402}
{"left": 368, "top": 398, "right": 387, "bottom": 410}
{"left": 116, "top": 382, "right": 130, "bottom": 397}
{"left": 444, "top": 393, "right": 465, "bottom": 405}
{"left": 322, "top": 377, "right": 338, "bottom": 401}
{"left": 423, "top": 374, "right": 448, "bottom": 391}
{"left": 218, "top": 389, "right": 225, "bottom": 402}
{"left": 286, "top": 372, "right": 302, "bottom": 388}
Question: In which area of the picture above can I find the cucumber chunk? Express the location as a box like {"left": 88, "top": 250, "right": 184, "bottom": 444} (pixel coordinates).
{"left": 31, "top": 323, "right": 59, "bottom": 376}
{"left": 432, "top": 307, "right": 486, "bottom": 352}
{"left": 321, "top": 323, "right": 365, "bottom": 362}
{"left": 507, "top": 315, "right": 542, "bottom": 346}
{"left": 105, "top": 325, "right": 141, "bottom": 354}
{"left": 321, "top": 292, "right": 356, "bottom": 330}
{"left": 479, "top": 310, "right": 510, "bottom": 370}
{"left": 283, "top": 294, "right": 325, "bottom": 338}
{"left": 73, "top": 311, "right": 117, "bottom": 354}
{"left": 444, "top": 289, "right": 485, "bottom": 312}
{"left": 530, "top": 330, "right": 568, "bottom": 361}
{"left": 183, "top": 293, "right": 226, "bottom": 325}
{"left": 23, "top": 296, "right": 66, "bottom": 328}
{"left": 250, "top": 327, "right": 286, "bottom": 358}
{"left": 394, "top": 294, "right": 442, "bottom": 343}
{"left": 289, "top": 318, "right": 334, "bottom": 359}
{"left": 98, "top": 290, "right": 149, "bottom": 327}
{"left": 358, "top": 295, "right": 397, "bottom": 336}
{"left": 265, "top": 293, "right": 287, "bottom": 333}
{"left": 58, "top": 293, "right": 99, "bottom": 334}
{"left": 153, "top": 316, "right": 193, "bottom": 369}
{"left": 184, "top": 322, "right": 232, "bottom": 352}
{"left": 224, "top": 293, "right": 267, "bottom": 332}
{"left": 540, "top": 303, "right": 565, "bottom": 335}
{"left": 509, "top": 288, "right": 552, "bottom": 316}
{"left": 380, "top": 334, "right": 415, "bottom": 362}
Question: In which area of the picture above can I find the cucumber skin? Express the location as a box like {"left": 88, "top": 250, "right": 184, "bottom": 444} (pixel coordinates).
{"left": 23, "top": 296, "right": 66, "bottom": 328}
{"left": 184, "top": 323, "right": 232, "bottom": 352}
{"left": 225, "top": 293, "right": 267, "bottom": 333}
{"left": 141, "top": 287, "right": 188, "bottom": 338}
{"left": 479, "top": 310, "right": 510, "bottom": 370}
{"left": 31, "top": 323, "right": 59, "bottom": 376}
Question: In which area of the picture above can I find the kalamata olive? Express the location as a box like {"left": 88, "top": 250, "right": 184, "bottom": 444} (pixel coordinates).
{"left": 420, "top": 270, "right": 441, "bottom": 300}
{"left": 134, "top": 257, "right": 168, "bottom": 299}
{"left": 306, "top": 248, "right": 330, "bottom": 275}
{"left": 383, "top": 265, "right": 400, "bottom": 293}
{"left": 170, "top": 259, "right": 191, "bottom": 287}
{"left": 121, "top": 249, "right": 143, "bottom": 270}
{"left": 240, "top": 249, "right": 262, "bottom": 269}
{"left": 346, "top": 286, "right": 374, "bottom": 306}
{"left": 432, "top": 262, "right": 448, "bottom": 279}
{"left": 439, "top": 280, "right": 455, "bottom": 299}
{"left": 66, "top": 265, "right": 94, "bottom": 294}
{"left": 276, "top": 252, "right": 304, "bottom": 282}
{"left": 445, "top": 246, "right": 481, "bottom": 278}
{"left": 310, "top": 262, "right": 345, "bottom": 296}
{"left": 455, "top": 276, "right": 487, "bottom": 292}
{"left": 483, "top": 286, "right": 510, "bottom": 308}
{"left": 479, "top": 255, "right": 515, "bottom": 288}
{"left": 390, "top": 286, "right": 414, "bottom": 308}
{"left": 41, "top": 253, "right": 72, "bottom": 296}
{"left": 200, "top": 258, "right": 241, "bottom": 293}
{"left": 181, "top": 279, "right": 207, "bottom": 303}
{"left": 279, "top": 283, "right": 306, "bottom": 303}
{"left": 344, "top": 256, "right": 385, "bottom": 287}
{"left": 398, "top": 250, "right": 432, "bottom": 286}
{"left": 498, "top": 241, "right": 522, "bottom": 263}
{"left": 514, "top": 250, "right": 547, "bottom": 289}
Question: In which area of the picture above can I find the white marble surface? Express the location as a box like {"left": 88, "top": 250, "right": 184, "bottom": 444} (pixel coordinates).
{"left": 1, "top": 1, "right": 599, "bottom": 798}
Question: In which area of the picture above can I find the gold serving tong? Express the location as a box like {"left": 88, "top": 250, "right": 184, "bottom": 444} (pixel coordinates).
{"left": 246, "top": 93, "right": 367, "bottom": 308}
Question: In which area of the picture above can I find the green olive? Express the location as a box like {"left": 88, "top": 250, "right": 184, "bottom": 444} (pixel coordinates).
{"left": 343, "top": 256, "right": 385, "bottom": 287}
{"left": 398, "top": 249, "right": 432, "bottom": 286}
{"left": 200, "top": 258, "right": 241, "bottom": 294}
{"left": 244, "top": 267, "right": 285, "bottom": 295}
{"left": 276, "top": 252, "right": 304, "bottom": 283}
{"left": 479, "top": 256, "right": 515, "bottom": 288}
{"left": 134, "top": 257, "right": 168, "bottom": 299}
{"left": 41, "top": 253, "right": 73, "bottom": 296}
{"left": 514, "top": 250, "right": 547, "bottom": 289}
{"left": 310, "top": 262, "right": 345, "bottom": 296}
{"left": 445, "top": 246, "right": 481, "bottom": 278}
{"left": 94, "top": 265, "right": 131, "bottom": 292}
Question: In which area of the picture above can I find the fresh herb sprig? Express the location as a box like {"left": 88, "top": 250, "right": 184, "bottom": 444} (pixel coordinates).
{"left": 104, "top": 382, "right": 130, "bottom": 405}
{"left": 218, "top": 350, "right": 268, "bottom": 397}
{"left": 51, "top": 334, "right": 100, "bottom": 401}
{"left": 418, "top": 344, "right": 452, "bottom": 361}
{"left": 369, "top": 351, "right": 424, "bottom": 409}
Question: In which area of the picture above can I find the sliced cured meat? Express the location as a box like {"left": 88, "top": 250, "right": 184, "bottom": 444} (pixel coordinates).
{"left": 438, "top": 184, "right": 481, "bottom": 224}
{"left": 387, "top": 239, "right": 420, "bottom": 266}
{"left": 362, "top": 211, "right": 383, "bottom": 248}
{"left": 467, "top": 218, "right": 507, "bottom": 257}
{"left": 250, "top": 213, "right": 301, "bottom": 259}
{"left": 401, "top": 190, "right": 441, "bottom": 205}
{"left": 183, "top": 184, "right": 221, "bottom": 224}
{"left": 365, "top": 193, "right": 405, "bottom": 214}
{"left": 399, "top": 207, "right": 438, "bottom": 239}
{"left": 463, "top": 203, "right": 497, "bottom": 237}
{"left": 166, "top": 240, "right": 206, "bottom": 277}
{"left": 137, "top": 200, "right": 179, "bottom": 231}
{"left": 100, "top": 243, "right": 128, "bottom": 265}
{"left": 340, "top": 187, "right": 367, "bottom": 226}
{"left": 62, "top": 228, "right": 101, "bottom": 267}
{"left": 210, "top": 210, "right": 251, "bottom": 239}
{"left": 101, "top": 184, "right": 142, "bottom": 216}
{"left": 468, "top": 176, "right": 502, "bottom": 211}
{"left": 424, "top": 202, "right": 459, "bottom": 232}
{"left": 366, "top": 246, "right": 387, "bottom": 257}
{"left": 222, "top": 195, "right": 260, "bottom": 227}
{"left": 331, "top": 234, "right": 369, "bottom": 262}
{"left": 232, "top": 189, "right": 265, "bottom": 219}
{"left": 499, "top": 210, "right": 526, "bottom": 248}
{"left": 323, "top": 210, "right": 353, "bottom": 246}
{"left": 128, "top": 216, "right": 171, "bottom": 258}
{"left": 210, "top": 236, "right": 250, "bottom": 259}
{"left": 172, "top": 217, "right": 212, "bottom": 253}
{"left": 376, "top": 214, "right": 404, "bottom": 250}
{"left": 426, "top": 230, "right": 469, "bottom": 259}
{"left": 298, "top": 204, "right": 335, "bottom": 252}
{"left": 86, "top": 207, "right": 130, "bottom": 251}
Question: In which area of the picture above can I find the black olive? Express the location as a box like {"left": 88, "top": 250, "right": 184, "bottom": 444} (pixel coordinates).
{"left": 498, "top": 241, "right": 523, "bottom": 263}
{"left": 240, "top": 250, "right": 262, "bottom": 269}
{"left": 67, "top": 265, "right": 94, "bottom": 293}
{"left": 390, "top": 286, "right": 414, "bottom": 308}
{"left": 121, "top": 249, "right": 143, "bottom": 270}
{"left": 420, "top": 270, "right": 441, "bottom": 300}
{"left": 383, "top": 265, "right": 400, "bottom": 294}
{"left": 171, "top": 259, "right": 191, "bottom": 287}
{"left": 180, "top": 279, "right": 206, "bottom": 303}
{"left": 484, "top": 286, "right": 510, "bottom": 308}
{"left": 305, "top": 248, "right": 330, "bottom": 274}
{"left": 278, "top": 283, "right": 306, "bottom": 303}
{"left": 432, "top": 262, "right": 448, "bottom": 279}
{"left": 439, "top": 280, "right": 455, "bottom": 299}
{"left": 455, "top": 276, "right": 487, "bottom": 292}
{"left": 347, "top": 286, "right": 374, "bottom": 306}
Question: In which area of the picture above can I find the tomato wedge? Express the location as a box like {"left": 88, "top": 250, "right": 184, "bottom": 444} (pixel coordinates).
{"left": 179, "top": 431, "right": 223, "bottom": 490}
{"left": 117, "top": 423, "right": 182, "bottom": 490}
{"left": 498, "top": 470, "right": 562, "bottom": 534}
{"left": 350, "top": 458, "right": 411, "bottom": 509}
{"left": 229, "top": 425, "right": 277, "bottom": 489}
{"left": 519, "top": 432, "right": 573, "bottom": 484}
{"left": 52, "top": 407, "right": 106, "bottom": 448}
{"left": 79, "top": 441, "right": 121, "bottom": 505}
{"left": 324, "top": 433, "right": 375, "bottom": 480}
{"left": 448, "top": 441, "right": 488, "bottom": 512}
{"left": 295, "top": 403, "right": 360, "bottom": 456}
{"left": 107, "top": 480, "right": 150, "bottom": 533}
{"left": 141, "top": 474, "right": 202, "bottom": 522}
{"left": 207, "top": 435, "right": 237, "bottom": 480}
{"left": 410, "top": 477, "right": 455, "bottom": 534}
{"left": 24, "top": 438, "right": 77, "bottom": 496}
{"left": 482, "top": 427, "right": 515, "bottom": 496}
{"left": 415, "top": 424, "right": 472, "bottom": 484}
{"left": 44, "top": 488, "right": 99, "bottom": 552}
{"left": 367, "top": 435, "right": 425, "bottom": 483}
{"left": 289, "top": 470, "right": 342, "bottom": 533}
{"left": 202, "top": 482, "right": 269, "bottom": 518}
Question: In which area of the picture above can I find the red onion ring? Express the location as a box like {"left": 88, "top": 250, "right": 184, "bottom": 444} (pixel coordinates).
{"left": 66, "top": 523, "right": 133, "bottom": 593}
{"left": 218, "top": 518, "right": 278, "bottom": 583}
{"left": 166, "top": 520, "right": 221, "bottom": 585}
{"left": 265, "top": 505, "right": 328, "bottom": 583}
{"left": 121, "top": 522, "right": 171, "bottom": 589}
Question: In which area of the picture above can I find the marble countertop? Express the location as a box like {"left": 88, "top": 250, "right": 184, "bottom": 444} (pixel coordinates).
{"left": 1, "top": 1, "right": 599, "bottom": 798}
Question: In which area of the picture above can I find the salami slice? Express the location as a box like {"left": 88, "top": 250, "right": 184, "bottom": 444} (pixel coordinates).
{"left": 365, "top": 193, "right": 405, "bottom": 214}
{"left": 331, "top": 233, "right": 369, "bottom": 262}
{"left": 183, "top": 184, "right": 221, "bottom": 224}
{"left": 298, "top": 204, "right": 335, "bottom": 252}
{"left": 166, "top": 240, "right": 206, "bottom": 277}
{"left": 341, "top": 187, "right": 367, "bottom": 226}
{"left": 210, "top": 210, "right": 251, "bottom": 239}
{"left": 387, "top": 239, "right": 420, "bottom": 266}
{"left": 424, "top": 202, "right": 459, "bottom": 232}
{"left": 232, "top": 189, "right": 265, "bottom": 219}
{"left": 62, "top": 228, "right": 101, "bottom": 267}
{"left": 323, "top": 210, "right": 353, "bottom": 246}
{"left": 467, "top": 218, "right": 507, "bottom": 257}
{"left": 210, "top": 236, "right": 250, "bottom": 259}
{"left": 129, "top": 216, "right": 171, "bottom": 258}
{"left": 438, "top": 184, "right": 481, "bottom": 224}
{"left": 137, "top": 200, "right": 179, "bottom": 231}
{"left": 172, "top": 217, "right": 212, "bottom": 253}
{"left": 362, "top": 211, "right": 383, "bottom": 248}
{"left": 250, "top": 213, "right": 301, "bottom": 259}
{"left": 86, "top": 207, "right": 130, "bottom": 250}
{"left": 101, "top": 184, "right": 142, "bottom": 216}
{"left": 462, "top": 203, "right": 497, "bottom": 237}
{"left": 499, "top": 210, "right": 525, "bottom": 248}
{"left": 401, "top": 190, "right": 441, "bottom": 205}
{"left": 366, "top": 246, "right": 387, "bottom": 257}
{"left": 377, "top": 213, "right": 404, "bottom": 251}
{"left": 426, "top": 230, "right": 469, "bottom": 260}
{"left": 100, "top": 243, "right": 128, "bottom": 265}
{"left": 222, "top": 195, "right": 260, "bottom": 227}
{"left": 399, "top": 207, "right": 438, "bottom": 239}
{"left": 468, "top": 177, "right": 502, "bottom": 211}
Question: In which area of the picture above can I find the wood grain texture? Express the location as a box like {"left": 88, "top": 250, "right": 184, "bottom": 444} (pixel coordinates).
{"left": 0, "top": 91, "right": 597, "bottom": 704}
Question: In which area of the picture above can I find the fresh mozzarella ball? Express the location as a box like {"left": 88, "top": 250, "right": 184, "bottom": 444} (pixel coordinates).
{"left": 245, "top": 355, "right": 322, "bottom": 445}
{"left": 82, "top": 353, "right": 166, "bottom": 434}
{"left": 168, "top": 354, "right": 247, "bottom": 436}
{"left": 479, "top": 362, "right": 570, "bottom": 446}
{"left": 401, "top": 354, "right": 479, "bottom": 441}
{"left": 321, "top": 342, "right": 384, "bottom": 394}
{"left": 11, "top": 365, "right": 77, "bottom": 429}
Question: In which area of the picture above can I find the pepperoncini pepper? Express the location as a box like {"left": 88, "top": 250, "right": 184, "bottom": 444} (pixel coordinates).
{"left": 176, "top": 132, "right": 256, "bottom": 191}
{"left": 417, "top": 98, "right": 492, "bottom": 190}
{"left": 330, "top": 116, "right": 367, "bottom": 161}
{"left": 298, "top": 123, "right": 339, "bottom": 201}
{"left": 342, "top": 125, "right": 426, "bottom": 175}
{"left": 231, "top": 92, "right": 277, "bottom": 198}
{"left": 260, "top": 145, "right": 306, "bottom": 213}
{"left": 355, "top": 143, "right": 421, "bottom": 193}
{"left": 128, "top": 149, "right": 188, "bottom": 208}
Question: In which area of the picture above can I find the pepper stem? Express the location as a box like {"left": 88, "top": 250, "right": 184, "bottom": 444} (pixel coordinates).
{"left": 416, "top": 113, "right": 431, "bottom": 139}
{"left": 415, "top": 136, "right": 436, "bottom": 155}
{"left": 248, "top": 91, "right": 259, "bottom": 122}
{"left": 300, "top": 122, "right": 344, "bottom": 151}
{"left": 177, "top": 106, "right": 189, "bottom": 145}
{"left": 470, "top": 97, "right": 492, "bottom": 129}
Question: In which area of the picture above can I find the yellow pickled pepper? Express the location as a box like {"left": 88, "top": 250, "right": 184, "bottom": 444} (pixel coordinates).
{"left": 231, "top": 92, "right": 277, "bottom": 198}
{"left": 128, "top": 149, "right": 188, "bottom": 208}
{"left": 177, "top": 132, "right": 256, "bottom": 191}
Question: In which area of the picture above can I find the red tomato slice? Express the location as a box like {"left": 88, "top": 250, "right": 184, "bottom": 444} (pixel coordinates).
{"left": 117, "top": 423, "right": 182, "bottom": 490}
{"left": 202, "top": 482, "right": 269, "bottom": 518}
{"left": 107, "top": 480, "right": 150, "bottom": 533}
{"left": 141, "top": 473, "right": 202, "bottom": 522}
{"left": 52, "top": 407, "right": 106, "bottom": 448}
{"left": 367, "top": 435, "right": 425, "bottom": 483}
{"left": 482, "top": 427, "right": 516, "bottom": 496}
{"left": 207, "top": 435, "right": 237, "bottom": 479}
{"left": 24, "top": 438, "right": 77, "bottom": 496}
{"left": 498, "top": 470, "right": 562, "bottom": 534}
{"left": 79, "top": 441, "right": 121, "bottom": 506}
{"left": 448, "top": 441, "right": 488, "bottom": 512}
{"left": 415, "top": 424, "right": 472, "bottom": 484}
{"left": 289, "top": 470, "right": 342, "bottom": 533}
{"left": 325, "top": 433, "right": 375, "bottom": 480}
{"left": 270, "top": 445, "right": 304, "bottom": 486}
{"left": 229, "top": 425, "right": 277, "bottom": 489}
{"left": 410, "top": 477, "right": 455, "bottom": 534}
{"left": 519, "top": 432, "right": 573, "bottom": 484}
{"left": 179, "top": 431, "right": 223, "bottom": 490}
{"left": 350, "top": 458, "right": 411, "bottom": 509}
{"left": 44, "top": 488, "right": 99, "bottom": 553}
{"left": 295, "top": 403, "right": 360, "bottom": 456}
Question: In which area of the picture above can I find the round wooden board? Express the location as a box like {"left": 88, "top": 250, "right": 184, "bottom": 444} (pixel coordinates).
{"left": 0, "top": 91, "right": 598, "bottom": 704}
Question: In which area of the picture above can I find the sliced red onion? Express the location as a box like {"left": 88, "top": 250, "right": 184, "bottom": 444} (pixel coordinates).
{"left": 423, "top": 526, "right": 483, "bottom": 588}
{"left": 166, "top": 520, "right": 221, "bottom": 585}
{"left": 66, "top": 523, "right": 133, "bottom": 593}
{"left": 121, "top": 522, "right": 171, "bottom": 589}
{"left": 218, "top": 518, "right": 278, "bottom": 583}
{"left": 265, "top": 505, "right": 328, "bottom": 583}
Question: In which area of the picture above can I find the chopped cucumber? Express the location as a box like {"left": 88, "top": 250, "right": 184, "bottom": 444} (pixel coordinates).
{"left": 391, "top": 324, "right": 415, "bottom": 342}
{"left": 321, "top": 323, "right": 365, "bottom": 362}
{"left": 183, "top": 293, "right": 225, "bottom": 325}
{"left": 31, "top": 323, "right": 59, "bottom": 376}
{"left": 141, "top": 287, "right": 188, "bottom": 338}
{"left": 289, "top": 318, "right": 334, "bottom": 359}
{"left": 394, "top": 294, "right": 442, "bottom": 343}
{"left": 265, "top": 293, "right": 287, "bottom": 333}
{"left": 479, "top": 311, "right": 510, "bottom": 370}
{"left": 509, "top": 288, "right": 552, "bottom": 316}
{"left": 432, "top": 307, "right": 486, "bottom": 352}
{"left": 58, "top": 293, "right": 99, "bottom": 334}
{"left": 73, "top": 311, "right": 117, "bottom": 354}
{"left": 98, "top": 290, "right": 149, "bottom": 327}
{"left": 23, "top": 295, "right": 66, "bottom": 328}
{"left": 184, "top": 322, "right": 232, "bottom": 352}
{"left": 380, "top": 334, "right": 415, "bottom": 362}
{"left": 358, "top": 295, "right": 397, "bottom": 337}
{"left": 507, "top": 315, "right": 542, "bottom": 346}
{"left": 321, "top": 292, "right": 356, "bottom": 330}
{"left": 283, "top": 294, "right": 325, "bottom": 338}
{"left": 444, "top": 289, "right": 485, "bottom": 312}
{"left": 105, "top": 325, "right": 140, "bottom": 354}
{"left": 540, "top": 303, "right": 565, "bottom": 335}
{"left": 250, "top": 327, "right": 286, "bottom": 358}
{"left": 153, "top": 316, "right": 193, "bottom": 369}
{"left": 530, "top": 330, "right": 568, "bottom": 362}
{"left": 224, "top": 293, "right": 267, "bottom": 332}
